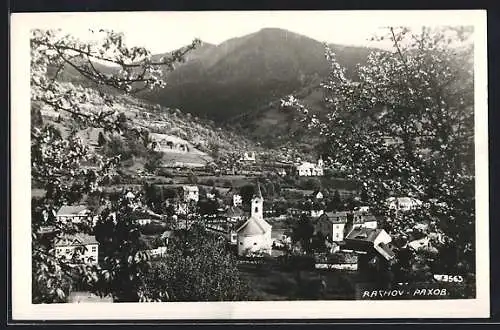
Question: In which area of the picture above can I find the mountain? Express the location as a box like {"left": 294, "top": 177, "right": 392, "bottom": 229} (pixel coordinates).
{"left": 138, "top": 28, "right": 374, "bottom": 123}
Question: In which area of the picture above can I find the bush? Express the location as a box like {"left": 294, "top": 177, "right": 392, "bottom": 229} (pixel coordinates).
{"left": 140, "top": 222, "right": 168, "bottom": 235}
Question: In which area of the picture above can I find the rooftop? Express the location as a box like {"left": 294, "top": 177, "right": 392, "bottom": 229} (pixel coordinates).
{"left": 54, "top": 233, "right": 99, "bottom": 247}
{"left": 225, "top": 206, "right": 245, "bottom": 217}
{"left": 345, "top": 228, "right": 383, "bottom": 243}
{"left": 56, "top": 205, "right": 90, "bottom": 216}
{"left": 236, "top": 216, "right": 272, "bottom": 237}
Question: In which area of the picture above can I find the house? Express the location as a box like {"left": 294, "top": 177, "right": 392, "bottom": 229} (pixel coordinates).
{"left": 311, "top": 190, "right": 324, "bottom": 200}
{"left": 355, "top": 206, "right": 370, "bottom": 212}
{"left": 316, "top": 211, "right": 350, "bottom": 242}
{"left": 224, "top": 206, "right": 245, "bottom": 222}
{"left": 233, "top": 194, "right": 243, "bottom": 207}
{"left": 182, "top": 185, "right": 199, "bottom": 203}
{"left": 239, "top": 151, "right": 256, "bottom": 162}
{"left": 125, "top": 191, "right": 135, "bottom": 199}
{"left": 54, "top": 233, "right": 99, "bottom": 265}
{"left": 343, "top": 228, "right": 396, "bottom": 263}
{"left": 56, "top": 205, "right": 92, "bottom": 225}
{"left": 311, "top": 209, "right": 324, "bottom": 218}
{"left": 277, "top": 168, "right": 287, "bottom": 177}
{"left": 236, "top": 183, "right": 272, "bottom": 256}
{"left": 296, "top": 157, "right": 324, "bottom": 177}
{"left": 407, "top": 236, "right": 432, "bottom": 251}
{"left": 351, "top": 210, "right": 378, "bottom": 230}
{"left": 40, "top": 107, "right": 61, "bottom": 121}
{"left": 386, "top": 197, "right": 423, "bottom": 212}
{"left": 149, "top": 133, "right": 193, "bottom": 154}
{"left": 147, "top": 246, "right": 168, "bottom": 259}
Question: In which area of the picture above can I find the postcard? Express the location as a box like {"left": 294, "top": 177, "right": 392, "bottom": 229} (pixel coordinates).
{"left": 10, "top": 9, "right": 489, "bottom": 320}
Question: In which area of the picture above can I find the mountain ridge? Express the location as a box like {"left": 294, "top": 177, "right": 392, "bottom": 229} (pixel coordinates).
{"left": 138, "top": 27, "right": 374, "bottom": 123}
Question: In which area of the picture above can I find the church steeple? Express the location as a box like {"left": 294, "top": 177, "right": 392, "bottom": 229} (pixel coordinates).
{"left": 251, "top": 181, "right": 264, "bottom": 220}
{"left": 253, "top": 181, "right": 263, "bottom": 199}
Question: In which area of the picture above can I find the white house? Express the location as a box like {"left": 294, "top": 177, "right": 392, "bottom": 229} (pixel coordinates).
{"left": 233, "top": 194, "right": 243, "bottom": 207}
{"left": 56, "top": 205, "right": 92, "bottom": 225}
{"left": 239, "top": 151, "right": 256, "bottom": 162}
{"left": 149, "top": 133, "right": 194, "bottom": 154}
{"left": 54, "top": 234, "right": 99, "bottom": 265}
{"left": 40, "top": 107, "right": 61, "bottom": 120}
{"left": 296, "top": 157, "right": 324, "bottom": 177}
{"left": 386, "top": 197, "right": 423, "bottom": 212}
{"left": 236, "top": 184, "right": 272, "bottom": 256}
{"left": 344, "top": 228, "right": 396, "bottom": 262}
{"left": 408, "top": 236, "right": 431, "bottom": 251}
{"left": 312, "top": 190, "right": 324, "bottom": 200}
{"left": 147, "top": 246, "right": 168, "bottom": 258}
{"left": 182, "top": 185, "right": 199, "bottom": 203}
{"left": 311, "top": 209, "right": 325, "bottom": 218}
{"left": 136, "top": 218, "right": 153, "bottom": 226}
{"left": 316, "top": 211, "right": 349, "bottom": 242}
{"left": 125, "top": 191, "right": 135, "bottom": 199}
{"left": 352, "top": 211, "right": 378, "bottom": 230}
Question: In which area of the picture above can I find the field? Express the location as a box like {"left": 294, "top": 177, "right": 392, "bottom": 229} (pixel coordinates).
{"left": 238, "top": 262, "right": 358, "bottom": 301}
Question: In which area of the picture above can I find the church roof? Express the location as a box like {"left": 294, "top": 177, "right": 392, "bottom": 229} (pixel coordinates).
{"left": 236, "top": 216, "right": 271, "bottom": 237}
{"left": 253, "top": 182, "right": 263, "bottom": 199}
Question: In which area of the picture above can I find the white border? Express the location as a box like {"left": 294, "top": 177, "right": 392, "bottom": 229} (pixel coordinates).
{"left": 10, "top": 10, "right": 489, "bottom": 320}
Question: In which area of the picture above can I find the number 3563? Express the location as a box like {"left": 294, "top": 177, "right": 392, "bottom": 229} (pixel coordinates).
{"left": 433, "top": 274, "right": 464, "bottom": 283}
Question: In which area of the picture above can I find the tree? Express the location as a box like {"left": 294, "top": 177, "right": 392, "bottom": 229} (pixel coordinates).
{"left": 239, "top": 184, "right": 255, "bottom": 207}
{"left": 31, "top": 103, "right": 44, "bottom": 129}
{"left": 144, "top": 150, "right": 163, "bottom": 174}
{"left": 31, "top": 28, "right": 200, "bottom": 303}
{"left": 282, "top": 27, "right": 474, "bottom": 275}
{"left": 142, "top": 224, "right": 251, "bottom": 301}
{"left": 97, "top": 131, "right": 106, "bottom": 147}
{"left": 291, "top": 214, "right": 315, "bottom": 254}
{"left": 327, "top": 189, "right": 342, "bottom": 212}
{"left": 197, "top": 198, "right": 219, "bottom": 216}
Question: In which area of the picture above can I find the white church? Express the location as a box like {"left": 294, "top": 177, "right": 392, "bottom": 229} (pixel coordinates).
{"left": 236, "top": 183, "right": 273, "bottom": 257}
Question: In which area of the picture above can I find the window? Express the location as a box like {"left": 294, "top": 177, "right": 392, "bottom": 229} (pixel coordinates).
{"left": 91, "top": 246, "right": 97, "bottom": 252}
{"left": 65, "top": 248, "right": 70, "bottom": 253}
{"left": 254, "top": 207, "right": 258, "bottom": 213}
{"left": 240, "top": 242, "right": 243, "bottom": 245}
{"left": 253, "top": 242, "right": 257, "bottom": 246}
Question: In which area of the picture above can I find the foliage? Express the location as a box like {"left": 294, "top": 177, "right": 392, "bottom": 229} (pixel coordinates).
{"left": 291, "top": 214, "right": 315, "bottom": 253}
{"left": 97, "top": 131, "right": 106, "bottom": 147}
{"left": 282, "top": 26, "right": 475, "bottom": 276}
{"left": 142, "top": 224, "right": 251, "bottom": 301}
{"left": 144, "top": 150, "right": 163, "bottom": 174}
{"left": 197, "top": 198, "right": 220, "bottom": 216}
{"left": 239, "top": 184, "right": 255, "bottom": 207}
{"left": 31, "top": 28, "right": 199, "bottom": 303}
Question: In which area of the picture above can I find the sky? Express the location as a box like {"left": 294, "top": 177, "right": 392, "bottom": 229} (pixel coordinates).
{"left": 20, "top": 10, "right": 481, "bottom": 54}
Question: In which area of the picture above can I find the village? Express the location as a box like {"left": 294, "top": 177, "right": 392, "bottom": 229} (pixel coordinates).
{"left": 35, "top": 145, "right": 442, "bottom": 302}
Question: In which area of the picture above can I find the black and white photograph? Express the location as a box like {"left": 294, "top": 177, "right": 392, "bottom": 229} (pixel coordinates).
{"left": 11, "top": 10, "right": 489, "bottom": 319}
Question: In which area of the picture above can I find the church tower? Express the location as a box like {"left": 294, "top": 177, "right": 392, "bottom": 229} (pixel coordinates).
{"left": 251, "top": 182, "right": 264, "bottom": 220}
